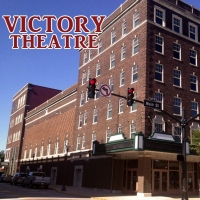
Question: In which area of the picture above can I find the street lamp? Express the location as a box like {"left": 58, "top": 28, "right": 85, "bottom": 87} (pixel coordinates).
{"left": 61, "top": 144, "right": 70, "bottom": 191}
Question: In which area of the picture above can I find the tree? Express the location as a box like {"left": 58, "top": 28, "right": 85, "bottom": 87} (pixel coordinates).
{"left": 190, "top": 130, "right": 200, "bottom": 155}
{"left": 0, "top": 150, "right": 5, "bottom": 162}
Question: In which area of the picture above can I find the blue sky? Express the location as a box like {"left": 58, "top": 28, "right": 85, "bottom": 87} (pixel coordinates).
{"left": 0, "top": 0, "right": 199, "bottom": 152}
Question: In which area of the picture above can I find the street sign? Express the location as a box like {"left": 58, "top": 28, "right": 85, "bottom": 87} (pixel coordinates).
{"left": 99, "top": 84, "right": 111, "bottom": 97}
{"left": 144, "top": 100, "right": 161, "bottom": 109}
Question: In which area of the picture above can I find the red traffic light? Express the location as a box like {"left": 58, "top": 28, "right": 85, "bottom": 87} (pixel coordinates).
{"left": 89, "top": 78, "right": 96, "bottom": 85}
{"left": 128, "top": 88, "right": 134, "bottom": 94}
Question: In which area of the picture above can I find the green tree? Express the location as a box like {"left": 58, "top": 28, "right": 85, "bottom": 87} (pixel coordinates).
{"left": 190, "top": 130, "right": 200, "bottom": 155}
{"left": 0, "top": 150, "right": 5, "bottom": 162}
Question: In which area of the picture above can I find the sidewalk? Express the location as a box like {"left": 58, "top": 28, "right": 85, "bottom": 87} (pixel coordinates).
{"left": 49, "top": 184, "right": 200, "bottom": 200}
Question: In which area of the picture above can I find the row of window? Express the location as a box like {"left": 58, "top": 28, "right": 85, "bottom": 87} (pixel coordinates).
{"left": 7, "top": 131, "right": 21, "bottom": 144}
{"left": 83, "top": 11, "right": 140, "bottom": 64}
{"left": 155, "top": 35, "right": 198, "bottom": 66}
{"left": 155, "top": 5, "right": 198, "bottom": 42}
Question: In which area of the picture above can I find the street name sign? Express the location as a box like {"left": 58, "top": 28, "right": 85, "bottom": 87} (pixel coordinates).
{"left": 144, "top": 100, "right": 161, "bottom": 109}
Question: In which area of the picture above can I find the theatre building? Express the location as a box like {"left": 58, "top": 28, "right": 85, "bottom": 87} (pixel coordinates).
{"left": 73, "top": 0, "right": 200, "bottom": 196}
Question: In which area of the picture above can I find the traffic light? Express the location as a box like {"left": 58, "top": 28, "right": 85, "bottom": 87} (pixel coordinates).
{"left": 88, "top": 78, "right": 96, "bottom": 98}
{"left": 127, "top": 88, "right": 134, "bottom": 106}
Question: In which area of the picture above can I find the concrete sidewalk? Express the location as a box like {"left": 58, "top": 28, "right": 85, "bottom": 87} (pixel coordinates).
{"left": 49, "top": 184, "right": 200, "bottom": 200}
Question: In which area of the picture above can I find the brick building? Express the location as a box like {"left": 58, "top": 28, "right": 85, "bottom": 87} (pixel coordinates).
{"left": 4, "top": 84, "right": 61, "bottom": 175}
{"left": 5, "top": 0, "right": 200, "bottom": 197}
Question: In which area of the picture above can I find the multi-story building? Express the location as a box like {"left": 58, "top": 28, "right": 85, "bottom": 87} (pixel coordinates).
{"left": 5, "top": 0, "right": 200, "bottom": 197}
{"left": 4, "top": 84, "right": 61, "bottom": 175}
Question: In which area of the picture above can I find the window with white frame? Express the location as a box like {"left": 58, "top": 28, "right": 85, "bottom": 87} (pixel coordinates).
{"left": 131, "top": 93, "right": 137, "bottom": 112}
{"left": 120, "top": 71, "right": 125, "bottom": 86}
{"left": 29, "top": 148, "right": 32, "bottom": 158}
{"left": 34, "top": 147, "right": 37, "bottom": 157}
{"left": 110, "top": 53, "right": 115, "bottom": 69}
{"left": 93, "top": 108, "right": 98, "bottom": 123}
{"left": 190, "top": 49, "right": 197, "bottom": 66}
{"left": 132, "top": 38, "right": 139, "bottom": 55}
{"left": 154, "top": 6, "right": 165, "bottom": 26}
{"left": 83, "top": 51, "right": 88, "bottom": 64}
{"left": 89, "top": 49, "right": 92, "bottom": 60}
{"left": 111, "top": 29, "right": 116, "bottom": 44}
{"left": 82, "top": 72, "right": 86, "bottom": 85}
{"left": 40, "top": 146, "right": 44, "bottom": 157}
{"left": 84, "top": 111, "right": 88, "bottom": 125}
{"left": 119, "top": 99, "right": 124, "bottom": 113}
{"left": 155, "top": 35, "right": 163, "bottom": 54}
{"left": 80, "top": 93, "right": 84, "bottom": 106}
{"left": 173, "top": 43, "right": 181, "bottom": 60}
{"left": 107, "top": 102, "right": 112, "bottom": 119}
{"left": 109, "top": 77, "right": 114, "bottom": 92}
{"left": 82, "top": 135, "right": 85, "bottom": 149}
{"left": 174, "top": 69, "right": 181, "bottom": 87}
{"left": 118, "top": 126, "right": 122, "bottom": 133}
{"left": 78, "top": 114, "right": 83, "bottom": 128}
{"left": 63, "top": 139, "right": 69, "bottom": 153}
{"left": 155, "top": 92, "right": 163, "bottom": 109}
{"left": 153, "top": 115, "right": 165, "bottom": 133}
{"left": 24, "top": 149, "right": 27, "bottom": 159}
{"left": 172, "top": 15, "right": 182, "bottom": 34}
{"left": 121, "top": 45, "right": 126, "bottom": 60}
{"left": 191, "top": 74, "right": 198, "bottom": 92}
{"left": 47, "top": 144, "right": 51, "bottom": 155}
{"left": 85, "top": 90, "right": 88, "bottom": 103}
{"left": 76, "top": 136, "right": 81, "bottom": 150}
{"left": 91, "top": 132, "right": 96, "bottom": 148}
{"left": 106, "top": 129, "right": 111, "bottom": 142}
{"left": 174, "top": 97, "right": 181, "bottom": 115}
{"left": 191, "top": 101, "right": 198, "bottom": 118}
{"left": 173, "top": 125, "right": 182, "bottom": 142}
{"left": 122, "top": 21, "right": 126, "bottom": 35}
{"left": 155, "top": 63, "right": 163, "bottom": 82}
{"left": 87, "top": 68, "right": 90, "bottom": 80}
{"left": 95, "top": 85, "right": 99, "bottom": 100}
{"left": 96, "top": 63, "right": 101, "bottom": 76}
{"left": 132, "top": 65, "right": 138, "bottom": 83}
{"left": 130, "top": 123, "right": 136, "bottom": 138}
{"left": 189, "top": 22, "right": 198, "bottom": 41}
{"left": 98, "top": 41, "right": 102, "bottom": 54}
{"left": 134, "top": 12, "right": 139, "bottom": 28}
{"left": 155, "top": 123, "right": 163, "bottom": 132}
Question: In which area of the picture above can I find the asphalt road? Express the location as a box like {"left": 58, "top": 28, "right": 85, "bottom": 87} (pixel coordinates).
{"left": 0, "top": 182, "right": 90, "bottom": 200}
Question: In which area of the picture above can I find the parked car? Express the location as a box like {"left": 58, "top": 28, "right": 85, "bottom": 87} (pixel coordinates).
{"left": 0, "top": 174, "right": 12, "bottom": 183}
{"left": 11, "top": 172, "right": 27, "bottom": 185}
{"left": 22, "top": 172, "right": 50, "bottom": 189}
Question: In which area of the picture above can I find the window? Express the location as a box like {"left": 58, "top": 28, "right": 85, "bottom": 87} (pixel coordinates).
{"left": 172, "top": 15, "right": 182, "bottom": 34}
{"left": 173, "top": 126, "right": 182, "bottom": 142}
{"left": 130, "top": 123, "right": 136, "bottom": 138}
{"left": 96, "top": 63, "right": 100, "bottom": 76}
{"left": 191, "top": 101, "right": 198, "bottom": 117}
{"left": 95, "top": 85, "right": 99, "bottom": 100}
{"left": 154, "top": 6, "right": 165, "bottom": 26}
{"left": 119, "top": 99, "right": 124, "bottom": 113}
{"left": 190, "top": 49, "right": 197, "bottom": 66}
{"left": 87, "top": 68, "right": 90, "bottom": 80}
{"left": 155, "top": 92, "right": 163, "bottom": 109}
{"left": 98, "top": 41, "right": 102, "bottom": 54}
{"left": 131, "top": 93, "right": 137, "bottom": 112}
{"left": 84, "top": 112, "right": 88, "bottom": 125}
{"left": 111, "top": 29, "right": 116, "bottom": 44}
{"left": 155, "top": 123, "right": 163, "bottom": 132}
{"left": 153, "top": 116, "right": 165, "bottom": 132}
{"left": 83, "top": 52, "right": 88, "bottom": 64}
{"left": 80, "top": 93, "right": 84, "bottom": 106}
{"left": 47, "top": 144, "right": 51, "bottom": 155}
{"left": 155, "top": 63, "right": 163, "bottom": 82}
{"left": 78, "top": 114, "right": 83, "bottom": 128}
{"left": 132, "top": 38, "right": 139, "bottom": 55}
{"left": 134, "top": 12, "right": 139, "bottom": 28}
{"left": 132, "top": 65, "right": 138, "bottom": 82}
{"left": 29, "top": 148, "right": 32, "bottom": 158}
{"left": 85, "top": 90, "right": 88, "bottom": 103}
{"left": 76, "top": 136, "right": 81, "bottom": 150}
{"left": 91, "top": 133, "right": 96, "bottom": 148}
{"left": 122, "top": 21, "right": 126, "bottom": 35}
{"left": 118, "top": 126, "right": 122, "bottom": 133}
{"left": 155, "top": 35, "right": 163, "bottom": 54}
{"left": 89, "top": 49, "right": 92, "bottom": 60}
{"left": 82, "top": 72, "right": 86, "bottom": 85}
{"left": 24, "top": 150, "right": 27, "bottom": 159}
{"left": 106, "top": 129, "right": 111, "bottom": 142}
{"left": 121, "top": 45, "right": 126, "bottom": 60}
{"left": 191, "top": 74, "right": 198, "bottom": 91}
{"left": 107, "top": 102, "right": 112, "bottom": 119}
{"left": 174, "top": 97, "right": 181, "bottom": 115}
{"left": 109, "top": 77, "right": 114, "bottom": 92}
{"left": 93, "top": 108, "right": 98, "bottom": 123}
{"left": 110, "top": 53, "right": 115, "bottom": 69}
{"left": 173, "top": 43, "right": 181, "bottom": 60}
{"left": 54, "top": 142, "right": 59, "bottom": 154}
{"left": 120, "top": 71, "right": 125, "bottom": 86}
{"left": 189, "top": 22, "right": 198, "bottom": 41}
{"left": 174, "top": 69, "right": 181, "bottom": 87}
{"left": 40, "top": 146, "right": 44, "bottom": 157}
{"left": 34, "top": 147, "right": 37, "bottom": 157}
{"left": 63, "top": 140, "right": 69, "bottom": 153}
{"left": 82, "top": 135, "right": 85, "bottom": 149}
